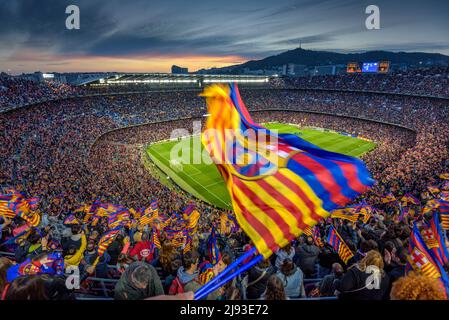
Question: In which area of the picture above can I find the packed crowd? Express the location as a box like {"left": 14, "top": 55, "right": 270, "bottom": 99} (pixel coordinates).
{"left": 0, "top": 75, "right": 81, "bottom": 111}
{"left": 1, "top": 74, "right": 449, "bottom": 300}
{"left": 278, "top": 67, "right": 449, "bottom": 98}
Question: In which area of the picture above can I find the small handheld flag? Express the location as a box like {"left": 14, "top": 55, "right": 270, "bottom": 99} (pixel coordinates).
{"left": 326, "top": 225, "right": 354, "bottom": 264}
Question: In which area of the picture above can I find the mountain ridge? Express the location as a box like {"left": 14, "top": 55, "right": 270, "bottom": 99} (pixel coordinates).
{"left": 195, "top": 48, "right": 449, "bottom": 74}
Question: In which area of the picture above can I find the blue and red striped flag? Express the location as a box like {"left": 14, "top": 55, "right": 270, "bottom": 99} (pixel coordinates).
{"left": 201, "top": 84, "right": 374, "bottom": 258}
{"left": 326, "top": 225, "right": 354, "bottom": 264}
{"left": 407, "top": 224, "right": 449, "bottom": 296}
{"left": 312, "top": 226, "right": 324, "bottom": 248}
{"left": 439, "top": 200, "right": 449, "bottom": 230}
{"left": 426, "top": 212, "right": 449, "bottom": 266}
{"left": 207, "top": 227, "right": 221, "bottom": 265}
{"left": 182, "top": 203, "right": 195, "bottom": 217}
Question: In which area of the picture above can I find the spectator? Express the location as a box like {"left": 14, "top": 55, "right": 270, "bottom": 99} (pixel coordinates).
{"left": 261, "top": 275, "right": 287, "bottom": 300}
{"left": 275, "top": 244, "right": 295, "bottom": 270}
{"left": 318, "top": 263, "right": 344, "bottom": 297}
{"left": 390, "top": 272, "right": 446, "bottom": 300}
{"left": 295, "top": 236, "right": 320, "bottom": 278}
{"left": 114, "top": 262, "right": 164, "bottom": 300}
{"left": 336, "top": 250, "right": 390, "bottom": 300}
{"left": 245, "top": 258, "right": 275, "bottom": 300}
{"left": 276, "top": 259, "right": 306, "bottom": 298}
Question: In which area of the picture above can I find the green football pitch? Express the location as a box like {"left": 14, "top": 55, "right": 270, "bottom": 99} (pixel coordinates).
{"left": 145, "top": 123, "right": 376, "bottom": 210}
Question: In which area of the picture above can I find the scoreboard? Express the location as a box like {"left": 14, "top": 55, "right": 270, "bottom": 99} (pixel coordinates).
{"left": 346, "top": 61, "right": 390, "bottom": 74}
{"left": 362, "top": 62, "right": 379, "bottom": 73}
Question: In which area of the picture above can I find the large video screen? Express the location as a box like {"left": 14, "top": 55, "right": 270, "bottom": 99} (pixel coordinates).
{"left": 379, "top": 61, "right": 390, "bottom": 73}
{"left": 346, "top": 62, "right": 361, "bottom": 73}
{"left": 362, "top": 62, "right": 379, "bottom": 73}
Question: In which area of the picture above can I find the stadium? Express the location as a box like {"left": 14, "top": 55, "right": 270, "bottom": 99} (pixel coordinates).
{"left": 1, "top": 0, "right": 449, "bottom": 308}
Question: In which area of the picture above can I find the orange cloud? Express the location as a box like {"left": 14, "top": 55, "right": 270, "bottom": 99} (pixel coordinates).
{"left": 3, "top": 50, "right": 248, "bottom": 74}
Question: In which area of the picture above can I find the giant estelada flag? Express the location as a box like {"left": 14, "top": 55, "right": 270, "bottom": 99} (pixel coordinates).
{"left": 201, "top": 84, "right": 374, "bottom": 258}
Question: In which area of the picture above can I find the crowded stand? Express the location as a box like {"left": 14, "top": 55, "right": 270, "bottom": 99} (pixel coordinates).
{"left": 278, "top": 67, "right": 449, "bottom": 98}
{"left": 1, "top": 70, "right": 449, "bottom": 301}
{"left": 0, "top": 75, "right": 81, "bottom": 111}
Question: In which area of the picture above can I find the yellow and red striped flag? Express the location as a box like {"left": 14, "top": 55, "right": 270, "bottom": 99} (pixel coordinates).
{"left": 439, "top": 173, "right": 449, "bottom": 180}
{"left": 152, "top": 231, "right": 161, "bottom": 249}
{"left": 97, "top": 228, "right": 121, "bottom": 257}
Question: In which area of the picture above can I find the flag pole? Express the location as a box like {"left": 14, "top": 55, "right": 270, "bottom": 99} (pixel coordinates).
{"left": 194, "top": 246, "right": 257, "bottom": 298}
{"left": 194, "top": 254, "right": 263, "bottom": 300}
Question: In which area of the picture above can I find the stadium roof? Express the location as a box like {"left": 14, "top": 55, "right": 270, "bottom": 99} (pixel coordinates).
{"left": 83, "top": 73, "right": 272, "bottom": 86}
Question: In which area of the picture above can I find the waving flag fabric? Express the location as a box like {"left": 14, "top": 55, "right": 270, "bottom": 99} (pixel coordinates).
{"left": 303, "top": 226, "right": 313, "bottom": 236}
{"left": 0, "top": 195, "right": 16, "bottom": 218}
{"left": 182, "top": 203, "right": 195, "bottom": 217}
{"left": 326, "top": 225, "right": 354, "bottom": 264}
{"left": 381, "top": 193, "right": 397, "bottom": 204}
{"left": 152, "top": 230, "right": 161, "bottom": 249}
{"left": 207, "top": 227, "right": 221, "bottom": 265}
{"left": 97, "top": 228, "right": 121, "bottom": 257}
{"left": 150, "top": 200, "right": 159, "bottom": 217}
{"left": 138, "top": 206, "right": 155, "bottom": 227}
{"left": 439, "top": 200, "right": 449, "bottom": 230}
{"left": 400, "top": 193, "right": 420, "bottom": 206}
{"left": 442, "top": 182, "right": 449, "bottom": 191}
{"left": 6, "top": 252, "right": 64, "bottom": 282}
{"left": 108, "top": 209, "right": 131, "bottom": 229}
{"left": 428, "top": 186, "right": 440, "bottom": 195}
{"left": 427, "top": 212, "right": 449, "bottom": 266}
{"left": 331, "top": 207, "right": 360, "bottom": 222}
{"left": 312, "top": 226, "right": 324, "bottom": 247}
{"left": 440, "top": 191, "right": 449, "bottom": 201}
{"left": 201, "top": 84, "right": 374, "bottom": 258}
{"left": 0, "top": 193, "right": 40, "bottom": 227}
{"left": 439, "top": 173, "right": 449, "bottom": 180}
{"left": 407, "top": 224, "right": 449, "bottom": 296}
{"left": 64, "top": 213, "right": 80, "bottom": 225}
{"left": 354, "top": 202, "right": 374, "bottom": 223}
{"left": 187, "top": 210, "right": 200, "bottom": 232}
{"left": 183, "top": 235, "right": 193, "bottom": 254}
{"left": 423, "top": 199, "right": 440, "bottom": 214}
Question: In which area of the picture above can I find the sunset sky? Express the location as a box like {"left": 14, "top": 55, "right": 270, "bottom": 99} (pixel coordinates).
{"left": 1, "top": 0, "right": 448, "bottom": 74}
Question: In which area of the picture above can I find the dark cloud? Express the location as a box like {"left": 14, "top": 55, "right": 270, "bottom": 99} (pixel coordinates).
{"left": 0, "top": 0, "right": 448, "bottom": 71}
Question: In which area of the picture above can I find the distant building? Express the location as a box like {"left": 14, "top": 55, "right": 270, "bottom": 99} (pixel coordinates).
{"left": 171, "top": 65, "right": 189, "bottom": 74}
{"left": 282, "top": 65, "right": 287, "bottom": 76}
{"left": 286, "top": 64, "right": 308, "bottom": 77}
{"left": 310, "top": 65, "right": 337, "bottom": 76}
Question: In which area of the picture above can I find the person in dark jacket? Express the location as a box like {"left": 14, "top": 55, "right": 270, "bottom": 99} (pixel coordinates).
{"left": 295, "top": 236, "right": 320, "bottom": 278}
{"left": 61, "top": 225, "right": 83, "bottom": 254}
{"left": 246, "top": 259, "right": 275, "bottom": 299}
{"left": 15, "top": 230, "right": 46, "bottom": 263}
{"left": 317, "top": 243, "right": 341, "bottom": 277}
{"left": 386, "top": 247, "right": 408, "bottom": 293}
{"left": 318, "top": 263, "right": 344, "bottom": 296}
{"left": 114, "top": 261, "right": 164, "bottom": 300}
{"left": 335, "top": 250, "right": 390, "bottom": 300}
{"left": 107, "top": 234, "right": 124, "bottom": 265}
